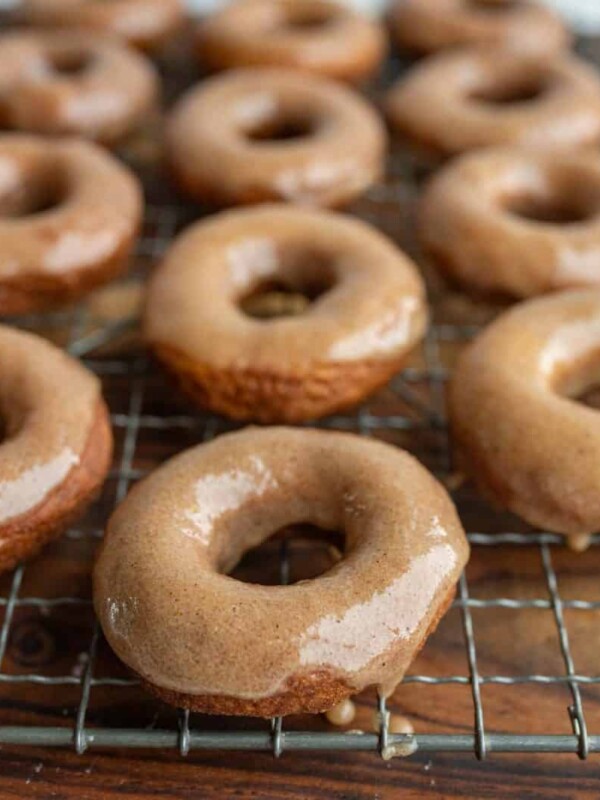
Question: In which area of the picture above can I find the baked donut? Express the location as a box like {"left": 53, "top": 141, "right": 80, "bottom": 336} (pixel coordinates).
{"left": 386, "top": 48, "right": 600, "bottom": 158}
{"left": 0, "top": 325, "right": 112, "bottom": 573}
{"left": 389, "top": 0, "right": 570, "bottom": 57}
{"left": 166, "top": 68, "right": 386, "bottom": 208}
{"left": 144, "top": 204, "right": 427, "bottom": 423}
{"left": 196, "top": 0, "right": 387, "bottom": 83}
{"left": 94, "top": 426, "right": 468, "bottom": 716}
{"left": 419, "top": 147, "right": 600, "bottom": 298}
{"left": 19, "top": 0, "right": 183, "bottom": 52}
{"left": 450, "top": 289, "right": 600, "bottom": 548}
{"left": 0, "top": 31, "right": 158, "bottom": 145}
{"left": 0, "top": 135, "right": 142, "bottom": 314}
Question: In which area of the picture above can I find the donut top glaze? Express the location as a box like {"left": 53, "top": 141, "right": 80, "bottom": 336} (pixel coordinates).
{"left": 94, "top": 427, "right": 468, "bottom": 700}
{"left": 19, "top": 0, "right": 184, "bottom": 50}
{"left": 387, "top": 48, "right": 600, "bottom": 154}
{"left": 144, "top": 205, "right": 427, "bottom": 370}
{"left": 166, "top": 67, "right": 386, "bottom": 207}
{"left": 0, "top": 30, "right": 158, "bottom": 142}
{"left": 390, "top": 0, "right": 570, "bottom": 56}
{"left": 0, "top": 135, "right": 142, "bottom": 282}
{"left": 0, "top": 325, "right": 101, "bottom": 529}
{"left": 197, "top": 0, "right": 386, "bottom": 82}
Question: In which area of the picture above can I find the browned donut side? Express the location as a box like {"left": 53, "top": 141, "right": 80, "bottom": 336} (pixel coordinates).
{"left": 138, "top": 586, "right": 455, "bottom": 716}
{"left": 166, "top": 158, "right": 383, "bottom": 211}
{"left": 0, "top": 400, "right": 112, "bottom": 574}
{"left": 151, "top": 341, "right": 406, "bottom": 423}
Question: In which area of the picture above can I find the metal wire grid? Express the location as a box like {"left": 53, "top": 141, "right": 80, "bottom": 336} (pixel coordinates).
{"left": 0, "top": 49, "right": 598, "bottom": 763}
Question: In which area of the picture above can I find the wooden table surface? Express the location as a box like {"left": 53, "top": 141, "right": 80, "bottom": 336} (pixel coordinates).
{"left": 1, "top": 20, "right": 600, "bottom": 800}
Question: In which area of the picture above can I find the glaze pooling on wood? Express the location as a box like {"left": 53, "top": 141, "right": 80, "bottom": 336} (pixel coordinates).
{"left": 94, "top": 427, "right": 468, "bottom": 714}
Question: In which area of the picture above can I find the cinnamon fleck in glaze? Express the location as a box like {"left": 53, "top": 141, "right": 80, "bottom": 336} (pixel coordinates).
{"left": 389, "top": 0, "right": 570, "bottom": 57}
{"left": 19, "top": 0, "right": 184, "bottom": 52}
{"left": 0, "top": 325, "right": 112, "bottom": 572}
{"left": 386, "top": 48, "right": 600, "bottom": 159}
{"left": 419, "top": 147, "right": 600, "bottom": 298}
{"left": 166, "top": 68, "right": 386, "bottom": 209}
{"left": 0, "top": 135, "right": 142, "bottom": 314}
{"left": 0, "top": 31, "right": 158, "bottom": 145}
{"left": 450, "top": 289, "right": 600, "bottom": 547}
{"left": 94, "top": 427, "right": 468, "bottom": 715}
{"left": 196, "top": 0, "right": 387, "bottom": 83}
{"left": 144, "top": 204, "right": 427, "bottom": 422}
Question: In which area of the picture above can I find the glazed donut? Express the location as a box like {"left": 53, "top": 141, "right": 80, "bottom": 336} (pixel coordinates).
{"left": 386, "top": 49, "right": 600, "bottom": 158}
{"left": 94, "top": 426, "right": 468, "bottom": 716}
{"left": 389, "top": 0, "right": 570, "bottom": 57}
{"left": 144, "top": 205, "right": 427, "bottom": 423}
{"left": 0, "top": 325, "right": 112, "bottom": 573}
{"left": 19, "top": 0, "right": 184, "bottom": 52}
{"left": 166, "top": 68, "right": 386, "bottom": 208}
{"left": 450, "top": 289, "right": 600, "bottom": 547}
{"left": 0, "top": 31, "right": 158, "bottom": 145}
{"left": 0, "top": 135, "right": 142, "bottom": 314}
{"left": 419, "top": 147, "right": 600, "bottom": 298}
{"left": 196, "top": 0, "right": 387, "bottom": 83}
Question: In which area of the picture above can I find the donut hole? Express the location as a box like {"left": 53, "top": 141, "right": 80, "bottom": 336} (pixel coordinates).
{"left": 240, "top": 277, "right": 328, "bottom": 318}
{"left": 238, "top": 255, "right": 335, "bottom": 320}
{"left": 0, "top": 168, "right": 67, "bottom": 218}
{"left": 245, "top": 114, "right": 317, "bottom": 143}
{"left": 47, "top": 48, "right": 94, "bottom": 77}
{"left": 230, "top": 522, "right": 344, "bottom": 585}
{"left": 466, "top": 0, "right": 522, "bottom": 13}
{"left": 280, "top": 5, "right": 338, "bottom": 31}
{"left": 504, "top": 191, "right": 593, "bottom": 225}
{"left": 552, "top": 349, "right": 600, "bottom": 409}
{"left": 470, "top": 76, "right": 548, "bottom": 105}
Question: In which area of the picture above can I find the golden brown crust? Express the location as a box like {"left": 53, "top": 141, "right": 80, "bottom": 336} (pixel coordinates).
{"left": 0, "top": 399, "right": 112, "bottom": 574}
{"left": 151, "top": 340, "right": 406, "bottom": 423}
{"left": 137, "top": 586, "right": 456, "bottom": 716}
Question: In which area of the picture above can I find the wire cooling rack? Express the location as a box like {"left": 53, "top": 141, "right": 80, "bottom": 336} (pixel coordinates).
{"left": 0, "top": 37, "right": 599, "bottom": 762}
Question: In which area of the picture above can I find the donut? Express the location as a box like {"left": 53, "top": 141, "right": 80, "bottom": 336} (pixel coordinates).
{"left": 419, "top": 147, "right": 600, "bottom": 298}
{"left": 19, "top": 0, "right": 184, "bottom": 52}
{"left": 166, "top": 68, "right": 386, "bottom": 208}
{"left": 389, "top": 0, "right": 570, "bottom": 57}
{"left": 0, "top": 135, "right": 142, "bottom": 314}
{"left": 196, "top": 0, "right": 387, "bottom": 83}
{"left": 0, "top": 325, "right": 112, "bottom": 573}
{"left": 144, "top": 205, "right": 427, "bottom": 423}
{"left": 0, "top": 31, "right": 158, "bottom": 144}
{"left": 450, "top": 289, "right": 600, "bottom": 547}
{"left": 386, "top": 49, "right": 600, "bottom": 158}
{"left": 94, "top": 426, "right": 468, "bottom": 716}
